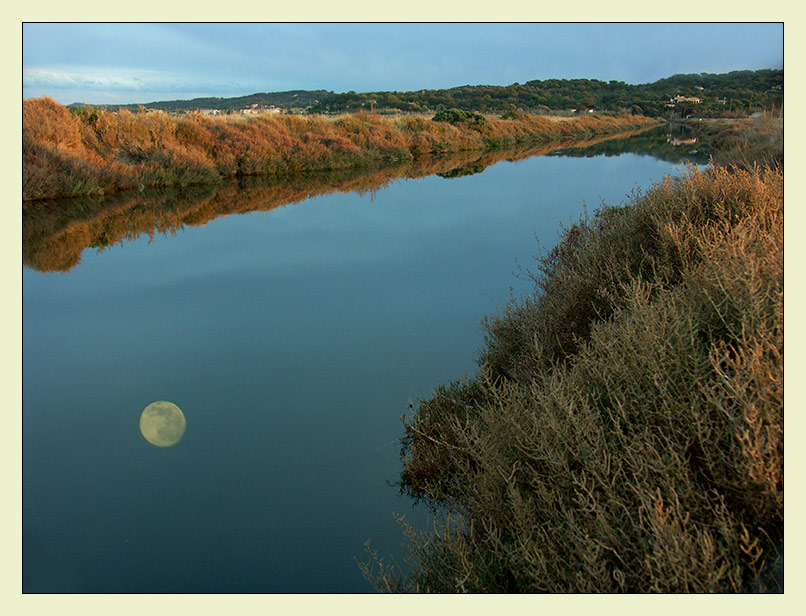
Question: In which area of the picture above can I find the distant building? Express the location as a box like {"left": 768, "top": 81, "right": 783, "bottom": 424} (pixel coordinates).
{"left": 672, "top": 95, "right": 702, "bottom": 104}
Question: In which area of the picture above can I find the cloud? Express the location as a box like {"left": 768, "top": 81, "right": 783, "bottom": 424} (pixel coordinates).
{"left": 24, "top": 66, "right": 236, "bottom": 92}
{"left": 25, "top": 67, "right": 147, "bottom": 90}
{"left": 22, "top": 65, "right": 261, "bottom": 103}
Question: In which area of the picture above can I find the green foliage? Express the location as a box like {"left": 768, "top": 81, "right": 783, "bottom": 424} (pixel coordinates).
{"left": 69, "top": 105, "right": 99, "bottom": 125}
{"left": 432, "top": 108, "right": 488, "bottom": 127}
{"left": 71, "top": 69, "right": 782, "bottom": 119}
{"left": 436, "top": 162, "right": 486, "bottom": 179}
{"left": 308, "top": 70, "right": 782, "bottom": 117}
{"left": 547, "top": 125, "right": 711, "bottom": 165}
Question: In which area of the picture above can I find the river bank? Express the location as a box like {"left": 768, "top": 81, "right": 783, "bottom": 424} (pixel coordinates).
{"left": 680, "top": 114, "right": 783, "bottom": 169}
{"left": 364, "top": 116, "right": 783, "bottom": 592}
{"left": 24, "top": 127, "right": 666, "bottom": 274}
{"left": 23, "top": 97, "right": 659, "bottom": 201}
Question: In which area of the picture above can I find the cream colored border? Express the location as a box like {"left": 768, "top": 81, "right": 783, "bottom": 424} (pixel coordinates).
{"left": 7, "top": 9, "right": 797, "bottom": 616}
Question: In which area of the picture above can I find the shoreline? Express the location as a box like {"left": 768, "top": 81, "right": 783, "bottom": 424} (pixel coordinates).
{"left": 23, "top": 98, "right": 660, "bottom": 202}
{"left": 375, "top": 117, "right": 783, "bottom": 593}
{"left": 23, "top": 127, "right": 665, "bottom": 273}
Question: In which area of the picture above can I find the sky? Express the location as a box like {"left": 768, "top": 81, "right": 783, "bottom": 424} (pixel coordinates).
{"left": 22, "top": 23, "right": 784, "bottom": 105}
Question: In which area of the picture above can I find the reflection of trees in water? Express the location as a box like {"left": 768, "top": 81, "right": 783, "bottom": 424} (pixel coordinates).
{"left": 24, "top": 126, "right": 672, "bottom": 273}
{"left": 547, "top": 126, "right": 711, "bottom": 164}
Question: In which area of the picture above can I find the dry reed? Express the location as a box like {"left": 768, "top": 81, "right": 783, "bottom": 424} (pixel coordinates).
{"left": 23, "top": 97, "right": 659, "bottom": 201}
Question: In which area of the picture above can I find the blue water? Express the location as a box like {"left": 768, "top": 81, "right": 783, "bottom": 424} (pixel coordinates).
{"left": 23, "top": 146, "right": 691, "bottom": 593}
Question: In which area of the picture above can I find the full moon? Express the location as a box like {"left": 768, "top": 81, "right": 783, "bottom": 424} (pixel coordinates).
{"left": 139, "top": 401, "right": 186, "bottom": 447}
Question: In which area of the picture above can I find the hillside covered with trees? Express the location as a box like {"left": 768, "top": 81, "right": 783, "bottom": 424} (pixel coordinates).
{"left": 311, "top": 69, "right": 782, "bottom": 117}
{"left": 95, "top": 69, "right": 782, "bottom": 118}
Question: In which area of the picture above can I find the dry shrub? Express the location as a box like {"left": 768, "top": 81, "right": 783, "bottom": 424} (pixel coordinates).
{"left": 23, "top": 134, "right": 113, "bottom": 200}
{"left": 693, "top": 116, "right": 783, "bottom": 172}
{"left": 23, "top": 222, "right": 92, "bottom": 272}
{"left": 23, "top": 98, "right": 660, "bottom": 200}
{"left": 377, "top": 164, "right": 783, "bottom": 592}
{"left": 23, "top": 96, "right": 86, "bottom": 151}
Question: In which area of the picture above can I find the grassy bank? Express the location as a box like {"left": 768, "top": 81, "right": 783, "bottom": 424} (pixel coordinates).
{"left": 24, "top": 128, "right": 656, "bottom": 274}
{"left": 364, "top": 121, "right": 783, "bottom": 592}
{"left": 683, "top": 114, "right": 783, "bottom": 171}
{"left": 23, "top": 97, "right": 658, "bottom": 201}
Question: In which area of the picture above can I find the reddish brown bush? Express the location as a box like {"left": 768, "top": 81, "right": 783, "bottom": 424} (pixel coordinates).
{"left": 23, "top": 98, "right": 659, "bottom": 201}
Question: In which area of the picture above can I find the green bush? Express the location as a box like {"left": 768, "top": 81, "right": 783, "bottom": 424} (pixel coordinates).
{"left": 432, "top": 108, "right": 488, "bottom": 127}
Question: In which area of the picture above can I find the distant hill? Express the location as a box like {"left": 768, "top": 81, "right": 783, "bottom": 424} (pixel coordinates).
{"left": 307, "top": 69, "right": 783, "bottom": 117}
{"left": 72, "top": 69, "right": 783, "bottom": 118}
{"left": 76, "top": 89, "right": 333, "bottom": 113}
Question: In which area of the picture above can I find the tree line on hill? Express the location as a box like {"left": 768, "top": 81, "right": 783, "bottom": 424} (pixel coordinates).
{"left": 93, "top": 69, "right": 782, "bottom": 118}
{"left": 310, "top": 70, "right": 782, "bottom": 117}
{"left": 105, "top": 90, "right": 331, "bottom": 114}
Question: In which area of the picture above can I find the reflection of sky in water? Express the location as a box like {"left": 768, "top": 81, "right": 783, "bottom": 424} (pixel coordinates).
{"left": 23, "top": 150, "right": 694, "bottom": 592}
{"left": 667, "top": 161, "right": 709, "bottom": 174}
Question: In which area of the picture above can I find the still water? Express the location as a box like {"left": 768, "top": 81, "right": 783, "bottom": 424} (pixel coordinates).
{"left": 23, "top": 128, "right": 701, "bottom": 593}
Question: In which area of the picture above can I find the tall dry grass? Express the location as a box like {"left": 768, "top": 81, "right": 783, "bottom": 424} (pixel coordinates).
{"left": 365, "top": 162, "right": 783, "bottom": 592}
{"left": 690, "top": 115, "right": 783, "bottom": 172}
{"left": 22, "top": 97, "right": 659, "bottom": 201}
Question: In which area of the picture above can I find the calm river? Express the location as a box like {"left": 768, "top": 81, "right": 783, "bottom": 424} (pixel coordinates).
{"left": 22, "top": 127, "right": 704, "bottom": 593}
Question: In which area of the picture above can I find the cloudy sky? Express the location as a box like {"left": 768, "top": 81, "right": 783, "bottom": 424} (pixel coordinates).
{"left": 22, "top": 23, "right": 783, "bottom": 105}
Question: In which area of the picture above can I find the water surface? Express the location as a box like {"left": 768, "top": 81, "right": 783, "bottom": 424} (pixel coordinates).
{"left": 23, "top": 130, "right": 699, "bottom": 592}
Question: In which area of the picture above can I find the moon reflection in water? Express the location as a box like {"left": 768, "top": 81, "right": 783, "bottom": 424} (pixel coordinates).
{"left": 139, "top": 401, "right": 186, "bottom": 447}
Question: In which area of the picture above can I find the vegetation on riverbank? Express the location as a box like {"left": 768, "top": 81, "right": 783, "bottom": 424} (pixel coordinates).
{"left": 363, "top": 118, "right": 783, "bottom": 592}
{"left": 26, "top": 129, "right": 667, "bottom": 274}
{"left": 683, "top": 114, "right": 783, "bottom": 170}
{"left": 23, "top": 97, "right": 659, "bottom": 201}
{"left": 20, "top": 141, "right": 552, "bottom": 272}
